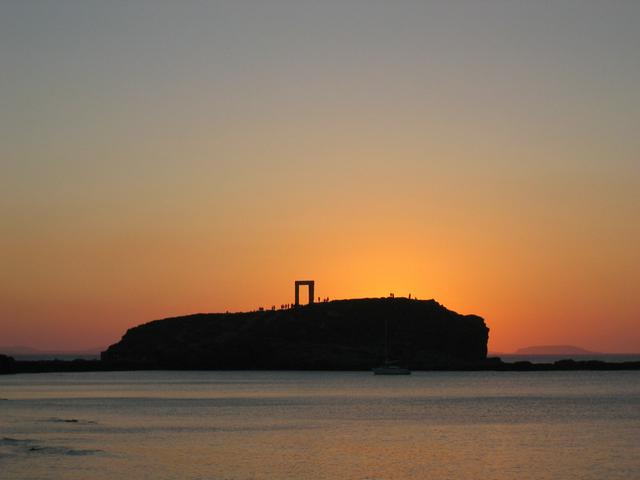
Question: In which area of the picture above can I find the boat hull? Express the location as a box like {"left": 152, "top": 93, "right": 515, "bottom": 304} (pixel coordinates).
{"left": 372, "top": 366, "right": 411, "bottom": 375}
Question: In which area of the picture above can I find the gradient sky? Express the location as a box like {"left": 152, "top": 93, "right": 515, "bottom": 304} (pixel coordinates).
{"left": 1, "top": 1, "right": 639, "bottom": 353}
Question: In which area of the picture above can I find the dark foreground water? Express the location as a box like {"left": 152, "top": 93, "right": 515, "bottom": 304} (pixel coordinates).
{"left": 1, "top": 371, "right": 639, "bottom": 480}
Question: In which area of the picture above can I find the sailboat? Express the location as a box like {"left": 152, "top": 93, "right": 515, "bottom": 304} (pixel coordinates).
{"left": 372, "top": 317, "right": 411, "bottom": 375}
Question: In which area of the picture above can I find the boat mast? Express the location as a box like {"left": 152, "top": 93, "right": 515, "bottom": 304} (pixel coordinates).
{"left": 384, "top": 317, "right": 389, "bottom": 364}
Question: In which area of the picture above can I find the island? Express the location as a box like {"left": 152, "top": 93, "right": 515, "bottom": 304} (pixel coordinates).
{"left": 101, "top": 298, "right": 488, "bottom": 370}
{"left": 2, "top": 298, "right": 639, "bottom": 374}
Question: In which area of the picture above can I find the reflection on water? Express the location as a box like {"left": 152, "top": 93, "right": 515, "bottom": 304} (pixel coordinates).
{"left": 1, "top": 371, "right": 639, "bottom": 479}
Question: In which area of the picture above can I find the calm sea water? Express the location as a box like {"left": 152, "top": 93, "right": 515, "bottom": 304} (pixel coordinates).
{"left": 1, "top": 371, "right": 639, "bottom": 480}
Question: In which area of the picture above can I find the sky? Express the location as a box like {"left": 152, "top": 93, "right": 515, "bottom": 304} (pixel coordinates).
{"left": 1, "top": 1, "right": 639, "bottom": 353}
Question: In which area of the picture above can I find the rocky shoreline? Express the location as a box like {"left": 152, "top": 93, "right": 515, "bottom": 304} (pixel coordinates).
{"left": 2, "top": 356, "right": 640, "bottom": 375}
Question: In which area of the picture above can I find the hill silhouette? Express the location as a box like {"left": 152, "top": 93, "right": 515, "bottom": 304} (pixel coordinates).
{"left": 102, "top": 298, "right": 488, "bottom": 370}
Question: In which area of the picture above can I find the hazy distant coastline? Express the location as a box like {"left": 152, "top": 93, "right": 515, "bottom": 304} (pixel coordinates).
{"left": 515, "top": 345, "right": 600, "bottom": 355}
{"left": 489, "top": 345, "right": 640, "bottom": 364}
{"left": 0, "top": 346, "right": 101, "bottom": 361}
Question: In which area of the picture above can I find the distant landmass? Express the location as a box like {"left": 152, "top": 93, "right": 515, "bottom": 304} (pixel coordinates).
{"left": 102, "top": 298, "right": 489, "bottom": 370}
{"left": 515, "top": 345, "right": 600, "bottom": 355}
{"left": 0, "top": 345, "right": 103, "bottom": 358}
{"left": 0, "top": 345, "right": 51, "bottom": 355}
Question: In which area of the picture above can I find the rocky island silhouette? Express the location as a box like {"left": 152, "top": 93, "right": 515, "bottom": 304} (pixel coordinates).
{"left": 2, "top": 284, "right": 639, "bottom": 374}
{"left": 101, "top": 297, "right": 488, "bottom": 370}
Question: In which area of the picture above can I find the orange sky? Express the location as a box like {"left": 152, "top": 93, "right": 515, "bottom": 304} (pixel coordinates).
{"left": 1, "top": 2, "right": 639, "bottom": 353}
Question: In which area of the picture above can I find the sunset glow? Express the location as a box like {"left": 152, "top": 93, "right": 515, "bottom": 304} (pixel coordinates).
{"left": 1, "top": 1, "right": 639, "bottom": 353}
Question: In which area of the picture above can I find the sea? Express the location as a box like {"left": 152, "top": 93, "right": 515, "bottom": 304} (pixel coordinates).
{"left": 1, "top": 370, "right": 639, "bottom": 480}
